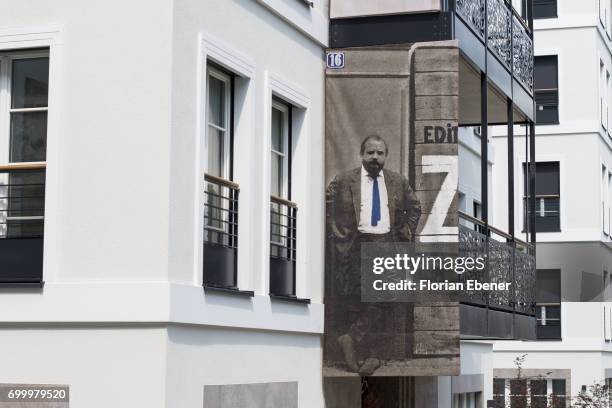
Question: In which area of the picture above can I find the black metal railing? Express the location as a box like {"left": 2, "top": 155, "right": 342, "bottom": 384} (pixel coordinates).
{"left": 203, "top": 173, "right": 239, "bottom": 288}
{"left": 0, "top": 163, "right": 46, "bottom": 285}
{"left": 0, "top": 165, "right": 46, "bottom": 239}
{"left": 459, "top": 211, "right": 535, "bottom": 315}
{"left": 269, "top": 196, "right": 297, "bottom": 296}
{"left": 455, "top": 0, "right": 534, "bottom": 93}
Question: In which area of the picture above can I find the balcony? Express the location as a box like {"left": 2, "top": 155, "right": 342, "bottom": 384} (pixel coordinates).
{"left": 458, "top": 211, "right": 536, "bottom": 339}
{"left": 0, "top": 163, "right": 46, "bottom": 286}
{"left": 202, "top": 173, "right": 240, "bottom": 290}
{"left": 329, "top": 0, "right": 535, "bottom": 124}
{"left": 269, "top": 196, "right": 301, "bottom": 301}
{"left": 455, "top": 0, "right": 534, "bottom": 118}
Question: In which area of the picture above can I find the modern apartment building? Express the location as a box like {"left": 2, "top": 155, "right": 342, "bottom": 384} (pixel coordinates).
{"left": 0, "top": 0, "right": 542, "bottom": 407}
{"left": 491, "top": 0, "right": 612, "bottom": 403}
{"left": 0, "top": 1, "right": 328, "bottom": 406}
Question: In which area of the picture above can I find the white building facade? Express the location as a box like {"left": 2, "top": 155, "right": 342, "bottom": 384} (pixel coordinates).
{"left": 0, "top": 1, "right": 328, "bottom": 407}
{"left": 492, "top": 0, "right": 612, "bottom": 402}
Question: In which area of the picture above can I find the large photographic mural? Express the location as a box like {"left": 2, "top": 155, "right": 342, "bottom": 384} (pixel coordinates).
{"left": 324, "top": 41, "right": 460, "bottom": 377}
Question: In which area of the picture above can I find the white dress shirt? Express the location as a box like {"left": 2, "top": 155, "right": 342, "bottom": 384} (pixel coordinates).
{"left": 358, "top": 166, "right": 391, "bottom": 234}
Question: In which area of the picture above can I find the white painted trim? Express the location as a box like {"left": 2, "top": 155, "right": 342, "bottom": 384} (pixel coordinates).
{"left": 0, "top": 27, "right": 63, "bottom": 283}
{"left": 0, "top": 26, "right": 64, "bottom": 49}
{"left": 201, "top": 33, "right": 255, "bottom": 79}
{"left": 0, "top": 281, "right": 324, "bottom": 334}
{"left": 254, "top": 0, "right": 329, "bottom": 47}
{"left": 268, "top": 72, "right": 310, "bottom": 109}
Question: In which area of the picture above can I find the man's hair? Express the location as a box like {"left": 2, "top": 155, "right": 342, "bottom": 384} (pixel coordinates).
{"left": 360, "top": 135, "right": 389, "bottom": 155}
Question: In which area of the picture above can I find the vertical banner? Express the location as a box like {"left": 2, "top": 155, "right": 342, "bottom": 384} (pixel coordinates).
{"left": 324, "top": 41, "right": 460, "bottom": 377}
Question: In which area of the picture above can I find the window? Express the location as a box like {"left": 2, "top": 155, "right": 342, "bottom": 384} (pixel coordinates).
{"left": 452, "top": 392, "right": 478, "bottom": 408}
{"left": 493, "top": 378, "right": 505, "bottom": 408}
{"left": 534, "top": 0, "right": 557, "bottom": 19}
{"left": 603, "top": 165, "right": 609, "bottom": 235}
{"left": 524, "top": 161, "right": 560, "bottom": 232}
{"left": 0, "top": 50, "right": 49, "bottom": 284}
{"left": 269, "top": 99, "right": 298, "bottom": 298}
{"left": 604, "top": 70, "right": 612, "bottom": 134}
{"left": 493, "top": 378, "right": 566, "bottom": 408}
{"left": 535, "top": 56, "right": 559, "bottom": 125}
{"left": 536, "top": 269, "right": 561, "bottom": 339}
{"left": 551, "top": 380, "right": 567, "bottom": 408}
{"left": 601, "top": 61, "right": 609, "bottom": 131}
{"left": 206, "top": 65, "right": 232, "bottom": 180}
{"left": 473, "top": 200, "right": 484, "bottom": 233}
{"left": 608, "top": 171, "right": 612, "bottom": 233}
{"left": 270, "top": 100, "right": 290, "bottom": 201}
{"left": 203, "top": 63, "right": 240, "bottom": 289}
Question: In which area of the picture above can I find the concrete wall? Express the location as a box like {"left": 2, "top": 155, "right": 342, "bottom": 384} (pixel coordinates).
{"left": 0, "top": 327, "right": 167, "bottom": 408}
{"left": 166, "top": 326, "right": 324, "bottom": 407}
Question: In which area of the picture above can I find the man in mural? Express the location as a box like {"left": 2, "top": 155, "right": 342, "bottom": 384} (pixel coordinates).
{"left": 325, "top": 134, "right": 421, "bottom": 374}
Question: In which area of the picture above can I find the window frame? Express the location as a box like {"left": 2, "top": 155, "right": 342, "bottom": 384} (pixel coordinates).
{"left": 523, "top": 161, "right": 561, "bottom": 233}
{"left": 270, "top": 99, "right": 291, "bottom": 201}
{"left": 205, "top": 64, "right": 233, "bottom": 181}
{"left": 0, "top": 46, "right": 51, "bottom": 285}
{"left": 534, "top": 55, "right": 559, "bottom": 126}
{"left": 0, "top": 50, "right": 49, "bottom": 239}
{"left": 608, "top": 69, "right": 612, "bottom": 134}
{"left": 604, "top": 164, "right": 609, "bottom": 236}
{"left": 0, "top": 50, "right": 50, "bottom": 166}
{"left": 608, "top": 171, "right": 612, "bottom": 234}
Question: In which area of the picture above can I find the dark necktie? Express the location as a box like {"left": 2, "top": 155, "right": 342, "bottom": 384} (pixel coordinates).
{"left": 371, "top": 176, "right": 381, "bottom": 226}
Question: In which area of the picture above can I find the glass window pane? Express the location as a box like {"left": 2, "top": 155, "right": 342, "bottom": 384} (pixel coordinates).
{"left": 534, "top": 55, "right": 558, "bottom": 90}
{"left": 530, "top": 380, "right": 547, "bottom": 396}
{"left": 536, "top": 269, "right": 561, "bottom": 302}
{"left": 271, "top": 153, "right": 283, "bottom": 197}
{"left": 208, "top": 75, "right": 225, "bottom": 128}
{"left": 493, "top": 379, "right": 506, "bottom": 395}
{"left": 207, "top": 126, "right": 224, "bottom": 177}
{"left": 272, "top": 107, "right": 283, "bottom": 152}
{"left": 10, "top": 111, "right": 47, "bottom": 162}
{"left": 510, "top": 379, "right": 527, "bottom": 396}
{"left": 552, "top": 379, "right": 566, "bottom": 395}
{"left": 547, "top": 305, "right": 561, "bottom": 318}
{"left": 11, "top": 57, "right": 49, "bottom": 109}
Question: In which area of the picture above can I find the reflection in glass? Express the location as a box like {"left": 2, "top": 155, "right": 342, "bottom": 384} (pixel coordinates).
{"left": 11, "top": 57, "right": 49, "bottom": 109}
{"left": 10, "top": 111, "right": 48, "bottom": 162}
{"left": 207, "top": 127, "right": 224, "bottom": 177}
{"left": 208, "top": 76, "right": 225, "bottom": 128}
{"left": 272, "top": 108, "right": 283, "bottom": 152}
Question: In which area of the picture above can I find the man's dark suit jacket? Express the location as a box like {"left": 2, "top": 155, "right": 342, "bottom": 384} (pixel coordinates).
{"left": 325, "top": 167, "right": 421, "bottom": 296}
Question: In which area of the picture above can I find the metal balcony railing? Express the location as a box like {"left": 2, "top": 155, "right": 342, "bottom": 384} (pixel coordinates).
{"left": 455, "top": 0, "right": 534, "bottom": 93}
{"left": 0, "top": 162, "right": 46, "bottom": 285}
{"left": 203, "top": 173, "right": 239, "bottom": 288}
{"left": 269, "top": 196, "right": 297, "bottom": 297}
{"left": 0, "top": 163, "right": 46, "bottom": 239}
{"left": 458, "top": 211, "right": 536, "bottom": 315}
